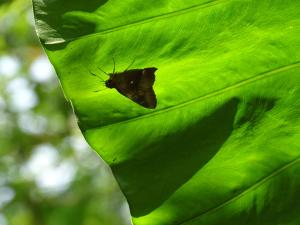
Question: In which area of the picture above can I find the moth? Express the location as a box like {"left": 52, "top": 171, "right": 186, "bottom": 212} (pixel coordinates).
{"left": 90, "top": 59, "right": 157, "bottom": 109}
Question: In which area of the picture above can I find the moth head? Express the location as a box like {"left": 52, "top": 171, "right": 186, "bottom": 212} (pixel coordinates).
{"left": 105, "top": 76, "right": 114, "bottom": 88}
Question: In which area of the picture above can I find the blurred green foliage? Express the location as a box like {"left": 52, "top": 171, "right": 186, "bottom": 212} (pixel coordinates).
{"left": 0, "top": 0, "right": 130, "bottom": 224}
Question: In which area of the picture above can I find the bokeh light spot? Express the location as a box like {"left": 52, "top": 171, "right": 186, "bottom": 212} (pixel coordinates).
{"left": 30, "top": 56, "right": 55, "bottom": 83}
{"left": 6, "top": 77, "right": 38, "bottom": 112}
{"left": 0, "top": 55, "right": 20, "bottom": 78}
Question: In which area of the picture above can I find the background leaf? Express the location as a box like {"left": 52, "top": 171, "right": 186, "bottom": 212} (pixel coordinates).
{"left": 0, "top": 0, "right": 129, "bottom": 224}
{"left": 33, "top": 0, "right": 300, "bottom": 224}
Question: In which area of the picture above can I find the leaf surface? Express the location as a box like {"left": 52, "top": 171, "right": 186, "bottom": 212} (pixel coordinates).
{"left": 33, "top": 0, "right": 300, "bottom": 224}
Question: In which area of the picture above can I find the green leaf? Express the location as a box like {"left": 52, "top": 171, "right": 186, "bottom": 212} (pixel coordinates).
{"left": 32, "top": 0, "right": 300, "bottom": 224}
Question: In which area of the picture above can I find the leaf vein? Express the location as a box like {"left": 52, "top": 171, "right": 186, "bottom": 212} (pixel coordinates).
{"left": 48, "top": 0, "right": 228, "bottom": 45}
{"left": 90, "top": 61, "right": 300, "bottom": 130}
{"left": 94, "top": 0, "right": 228, "bottom": 35}
{"left": 178, "top": 156, "right": 300, "bottom": 225}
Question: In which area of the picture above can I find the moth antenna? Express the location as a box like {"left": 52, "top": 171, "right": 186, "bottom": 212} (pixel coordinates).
{"left": 89, "top": 70, "right": 105, "bottom": 81}
{"left": 93, "top": 88, "right": 106, "bottom": 92}
{"left": 125, "top": 58, "right": 136, "bottom": 71}
{"left": 112, "top": 57, "right": 116, "bottom": 75}
{"left": 96, "top": 67, "right": 109, "bottom": 76}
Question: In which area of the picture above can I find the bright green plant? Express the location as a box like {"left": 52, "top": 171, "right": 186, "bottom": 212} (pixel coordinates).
{"left": 32, "top": 0, "right": 300, "bottom": 224}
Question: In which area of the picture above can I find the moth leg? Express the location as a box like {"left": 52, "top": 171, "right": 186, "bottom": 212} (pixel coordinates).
{"left": 89, "top": 70, "right": 105, "bottom": 82}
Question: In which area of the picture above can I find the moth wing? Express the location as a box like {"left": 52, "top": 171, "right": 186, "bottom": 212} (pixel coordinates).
{"left": 139, "top": 68, "right": 156, "bottom": 88}
{"left": 137, "top": 88, "right": 157, "bottom": 108}
{"left": 136, "top": 68, "right": 157, "bottom": 108}
{"left": 113, "top": 71, "right": 142, "bottom": 99}
{"left": 113, "top": 68, "right": 157, "bottom": 109}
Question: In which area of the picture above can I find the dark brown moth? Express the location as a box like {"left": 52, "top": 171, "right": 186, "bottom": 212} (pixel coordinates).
{"left": 90, "top": 60, "right": 157, "bottom": 109}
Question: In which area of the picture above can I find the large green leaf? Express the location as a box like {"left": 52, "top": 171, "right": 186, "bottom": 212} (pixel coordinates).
{"left": 32, "top": 0, "right": 300, "bottom": 224}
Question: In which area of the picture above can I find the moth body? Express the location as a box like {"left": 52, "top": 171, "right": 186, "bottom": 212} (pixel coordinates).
{"left": 105, "top": 67, "right": 157, "bottom": 109}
